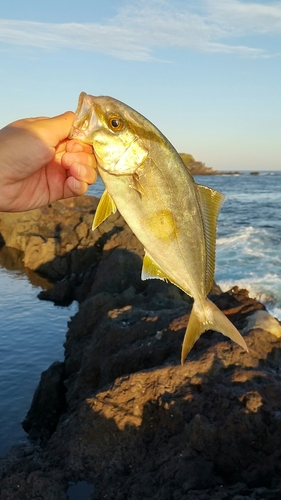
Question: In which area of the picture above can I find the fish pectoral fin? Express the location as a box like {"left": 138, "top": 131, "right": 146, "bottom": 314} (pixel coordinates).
{"left": 181, "top": 298, "right": 248, "bottom": 364}
{"left": 196, "top": 184, "right": 225, "bottom": 295}
{"left": 130, "top": 174, "right": 146, "bottom": 196}
{"left": 92, "top": 190, "right": 117, "bottom": 231}
{"left": 141, "top": 253, "right": 169, "bottom": 281}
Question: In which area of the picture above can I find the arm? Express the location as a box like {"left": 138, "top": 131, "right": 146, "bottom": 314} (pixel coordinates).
{"left": 0, "top": 112, "right": 97, "bottom": 212}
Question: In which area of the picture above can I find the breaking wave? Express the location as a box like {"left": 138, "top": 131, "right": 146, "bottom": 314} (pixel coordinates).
{"left": 90, "top": 173, "right": 281, "bottom": 320}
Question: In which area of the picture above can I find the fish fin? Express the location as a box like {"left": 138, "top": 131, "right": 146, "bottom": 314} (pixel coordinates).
{"left": 196, "top": 185, "right": 225, "bottom": 294}
{"left": 92, "top": 190, "right": 117, "bottom": 231}
{"left": 131, "top": 174, "right": 146, "bottom": 196}
{"left": 141, "top": 253, "right": 169, "bottom": 281}
{"left": 181, "top": 297, "right": 248, "bottom": 364}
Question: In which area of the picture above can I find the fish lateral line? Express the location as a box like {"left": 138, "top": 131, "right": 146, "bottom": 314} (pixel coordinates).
{"left": 71, "top": 92, "right": 248, "bottom": 364}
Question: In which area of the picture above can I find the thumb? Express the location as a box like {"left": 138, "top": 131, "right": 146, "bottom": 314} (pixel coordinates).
{"left": 32, "top": 111, "right": 75, "bottom": 148}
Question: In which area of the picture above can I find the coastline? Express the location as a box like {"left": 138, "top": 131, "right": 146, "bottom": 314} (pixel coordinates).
{"left": 179, "top": 154, "right": 274, "bottom": 176}
{"left": 1, "top": 196, "right": 281, "bottom": 498}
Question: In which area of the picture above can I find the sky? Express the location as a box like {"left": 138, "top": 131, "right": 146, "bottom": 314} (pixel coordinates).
{"left": 0, "top": 0, "right": 281, "bottom": 171}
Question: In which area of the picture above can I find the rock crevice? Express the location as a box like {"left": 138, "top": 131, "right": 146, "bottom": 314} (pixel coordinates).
{"left": 1, "top": 197, "right": 281, "bottom": 500}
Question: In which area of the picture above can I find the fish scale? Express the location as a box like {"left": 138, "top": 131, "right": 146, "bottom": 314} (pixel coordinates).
{"left": 70, "top": 92, "right": 248, "bottom": 363}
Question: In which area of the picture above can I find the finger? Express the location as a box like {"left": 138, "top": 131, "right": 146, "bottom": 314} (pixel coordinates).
{"left": 62, "top": 151, "right": 97, "bottom": 184}
{"left": 55, "top": 139, "right": 68, "bottom": 155}
{"left": 66, "top": 139, "right": 93, "bottom": 154}
{"left": 64, "top": 177, "right": 89, "bottom": 197}
{"left": 31, "top": 112, "right": 75, "bottom": 147}
{"left": 47, "top": 111, "right": 75, "bottom": 142}
{"left": 69, "top": 161, "right": 98, "bottom": 184}
{"left": 62, "top": 150, "right": 96, "bottom": 168}
{"left": 61, "top": 151, "right": 97, "bottom": 168}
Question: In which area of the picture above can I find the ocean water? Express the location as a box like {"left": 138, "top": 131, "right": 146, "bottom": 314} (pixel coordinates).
{"left": 197, "top": 172, "right": 281, "bottom": 319}
{"left": 89, "top": 172, "right": 281, "bottom": 317}
{"left": 0, "top": 264, "right": 78, "bottom": 456}
{"left": 0, "top": 171, "right": 280, "bottom": 457}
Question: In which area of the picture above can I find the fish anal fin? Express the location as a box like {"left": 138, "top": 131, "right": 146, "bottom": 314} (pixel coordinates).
{"left": 181, "top": 298, "right": 248, "bottom": 364}
{"left": 141, "top": 253, "right": 169, "bottom": 281}
{"left": 196, "top": 185, "right": 225, "bottom": 295}
{"left": 92, "top": 190, "right": 117, "bottom": 231}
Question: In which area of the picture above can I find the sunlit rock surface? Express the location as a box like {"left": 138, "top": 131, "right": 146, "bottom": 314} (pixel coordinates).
{"left": 1, "top": 197, "right": 281, "bottom": 500}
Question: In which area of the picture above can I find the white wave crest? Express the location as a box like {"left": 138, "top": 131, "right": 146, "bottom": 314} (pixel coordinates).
{"left": 217, "top": 226, "right": 255, "bottom": 246}
{"left": 217, "top": 273, "right": 281, "bottom": 320}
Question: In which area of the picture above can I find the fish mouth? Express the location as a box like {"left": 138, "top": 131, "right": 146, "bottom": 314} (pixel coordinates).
{"left": 69, "top": 126, "right": 89, "bottom": 142}
{"left": 75, "top": 91, "right": 95, "bottom": 117}
{"left": 69, "top": 92, "right": 100, "bottom": 141}
{"left": 76, "top": 91, "right": 87, "bottom": 115}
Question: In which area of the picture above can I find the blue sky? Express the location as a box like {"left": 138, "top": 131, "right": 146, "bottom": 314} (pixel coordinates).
{"left": 0, "top": 0, "right": 280, "bottom": 170}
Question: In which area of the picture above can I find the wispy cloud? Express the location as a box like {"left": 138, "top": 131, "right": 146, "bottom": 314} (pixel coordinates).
{"left": 206, "top": 0, "right": 281, "bottom": 35}
{"left": 0, "top": 0, "right": 280, "bottom": 61}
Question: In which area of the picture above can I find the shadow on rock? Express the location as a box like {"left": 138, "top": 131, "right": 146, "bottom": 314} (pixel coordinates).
{"left": 41, "top": 336, "right": 281, "bottom": 500}
{"left": 1, "top": 197, "right": 281, "bottom": 499}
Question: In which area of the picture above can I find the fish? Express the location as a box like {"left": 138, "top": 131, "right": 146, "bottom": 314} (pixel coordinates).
{"left": 70, "top": 91, "right": 248, "bottom": 363}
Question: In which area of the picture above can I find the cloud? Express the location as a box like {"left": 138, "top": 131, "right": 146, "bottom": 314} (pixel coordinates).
{"left": 206, "top": 0, "right": 281, "bottom": 35}
{"left": 0, "top": 0, "right": 280, "bottom": 61}
{"left": 0, "top": 19, "right": 153, "bottom": 61}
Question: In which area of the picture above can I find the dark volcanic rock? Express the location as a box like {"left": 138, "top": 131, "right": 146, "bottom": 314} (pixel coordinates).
{"left": 1, "top": 197, "right": 281, "bottom": 500}
{"left": 0, "top": 196, "right": 108, "bottom": 279}
{"left": 22, "top": 362, "right": 66, "bottom": 443}
{"left": 179, "top": 153, "right": 221, "bottom": 175}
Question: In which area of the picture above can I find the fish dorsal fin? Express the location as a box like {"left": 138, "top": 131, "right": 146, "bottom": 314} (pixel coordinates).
{"left": 92, "top": 190, "right": 117, "bottom": 231}
{"left": 141, "top": 252, "right": 169, "bottom": 281}
{"left": 197, "top": 185, "right": 225, "bottom": 294}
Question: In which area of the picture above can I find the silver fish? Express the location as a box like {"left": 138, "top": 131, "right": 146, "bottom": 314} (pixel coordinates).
{"left": 70, "top": 92, "right": 248, "bottom": 363}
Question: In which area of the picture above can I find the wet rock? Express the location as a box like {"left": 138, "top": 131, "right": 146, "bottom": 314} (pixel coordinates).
{"left": 0, "top": 197, "right": 100, "bottom": 279}
{"left": 0, "top": 196, "right": 145, "bottom": 286}
{"left": 89, "top": 247, "right": 143, "bottom": 297}
{"left": 22, "top": 361, "right": 66, "bottom": 443}
{"left": 242, "top": 309, "right": 281, "bottom": 338}
{"left": 66, "top": 481, "right": 95, "bottom": 500}
{"left": 1, "top": 197, "right": 281, "bottom": 499}
{"left": 38, "top": 276, "right": 77, "bottom": 306}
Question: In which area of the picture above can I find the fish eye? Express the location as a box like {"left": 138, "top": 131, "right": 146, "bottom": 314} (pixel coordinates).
{"left": 108, "top": 115, "right": 124, "bottom": 132}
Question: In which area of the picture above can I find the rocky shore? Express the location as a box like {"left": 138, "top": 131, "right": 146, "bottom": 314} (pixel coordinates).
{"left": 1, "top": 196, "right": 281, "bottom": 500}
{"left": 179, "top": 154, "right": 221, "bottom": 175}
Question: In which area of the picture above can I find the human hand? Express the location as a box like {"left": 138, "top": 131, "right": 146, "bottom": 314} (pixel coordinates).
{"left": 0, "top": 112, "right": 97, "bottom": 212}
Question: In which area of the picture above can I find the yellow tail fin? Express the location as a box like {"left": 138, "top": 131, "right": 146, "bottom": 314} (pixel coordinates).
{"left": 181, "top": 298, "right": 248, "bottom": 364}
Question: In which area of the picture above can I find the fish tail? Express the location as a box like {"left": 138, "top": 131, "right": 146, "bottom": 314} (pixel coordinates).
{"left": 181, "top": 298, "right": 248, "bottom": 364}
